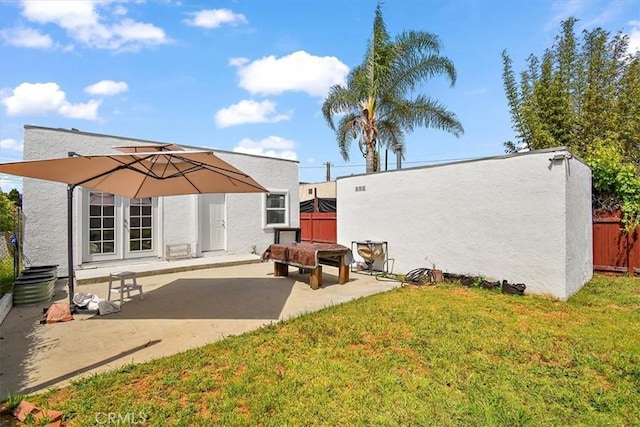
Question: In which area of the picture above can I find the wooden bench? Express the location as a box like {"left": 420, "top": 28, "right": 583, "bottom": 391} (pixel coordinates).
{"left": 165, "top": 243, "right": 192, "bottom": 261}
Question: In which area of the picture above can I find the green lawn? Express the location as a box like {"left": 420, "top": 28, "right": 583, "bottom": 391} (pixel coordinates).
{"left": 0, "top": 255, "right": 15, "bottom": 297}
{"left": 8, "top": 275, "right": 640, "bottom": 426}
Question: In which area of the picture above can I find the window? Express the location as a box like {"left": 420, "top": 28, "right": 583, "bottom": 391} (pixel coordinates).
{"left": 264, "top": 192, "right": 288, "bottom": 227}
{"left": 129, "top": 197, "right": 153, "bottom": 252}
{"left": 88, "top": 192, "right": 116, "bottom": 254}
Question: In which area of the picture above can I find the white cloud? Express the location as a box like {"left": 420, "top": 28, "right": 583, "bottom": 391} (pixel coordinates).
{"left": 214, "top": 99, "right": 291, "bottom": 128}
{"left": 0, "top": 27, "right": 53, "bottom": 48}
{"left": 22, "top": 0, "right": 98, "bottom": 27}
{"left": 1, "top": 82, "right": 101, "bottom": 120}
{"left": 0, "top": 138, "right": 24, "bottom": 152}
{"left": 229, "top": 57, "right": 249, "bottom": 67}
{"left": 113, "top": 4, "right": 128, "bottom": 16}
{"left": 628, "top": 22, "right": 640, "bottom": 54}
{"left": 233, "top": 50, "right": 349, "bottom": 97}
{"left": 111, "top": 19, "right": 167, "bottom": 44}
{"left": 85, "top": 80, "right": 129, "bottom": 96}
{"left": 232, "top": 136, "right": 298, "bottom": 161}
{"left": 185, "top": 9, "right": 247, "bottom": 28}
{"left": 18, "top": 0, "right": 169, "bottom": 51}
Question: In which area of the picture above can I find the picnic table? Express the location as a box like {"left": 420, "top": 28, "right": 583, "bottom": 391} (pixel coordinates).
{"left": 262, "top": 242, "right": 353, "bottom": 289}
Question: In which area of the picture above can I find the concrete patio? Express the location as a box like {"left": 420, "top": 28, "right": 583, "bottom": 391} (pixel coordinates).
{"left": 0, "top": 259, "right": 399, "bottom": 398}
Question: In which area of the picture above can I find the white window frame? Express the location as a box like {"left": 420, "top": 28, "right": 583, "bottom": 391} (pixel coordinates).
{"left": 263, "top": 191, "right": 289, "bottom": 229}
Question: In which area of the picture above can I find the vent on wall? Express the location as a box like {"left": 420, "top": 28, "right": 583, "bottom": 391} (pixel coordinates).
{"left": 308, "top": 189, "right": 313, "bottom": 194}
{"left": 355, "top": 185, "right": 366, "bottom": 192}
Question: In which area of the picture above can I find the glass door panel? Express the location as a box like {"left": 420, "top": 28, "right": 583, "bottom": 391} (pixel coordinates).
{"left": 126, "top": 197, "right": 156, "bottom": 257}
{"left": 86, "top": 191, "right": 121, "bottom": 261}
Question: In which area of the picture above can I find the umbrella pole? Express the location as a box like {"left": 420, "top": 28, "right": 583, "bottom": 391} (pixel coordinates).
{"left": 67, "top": 185, "right": 75, "bottom": 304}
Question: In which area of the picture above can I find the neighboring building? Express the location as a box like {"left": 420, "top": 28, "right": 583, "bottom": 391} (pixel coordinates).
{"left": 21, "top": 125, "right": 299, "bottom": 277}
{"left": 299, "top": 181, "right": 336, "bottom": 213}
{"left": 337, "top": 147, "right": 593, "bottom": 300}
{"left": 299, "top": 181, "right": 336, "bottom": 202}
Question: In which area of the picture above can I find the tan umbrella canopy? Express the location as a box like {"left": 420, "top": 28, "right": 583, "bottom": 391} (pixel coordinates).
{"left": 0, "top": 150, "right": 267, "bottom": 198}
{"left": 0, "top": 150, "right": 267, "bottom": 302}
{"left": 113, "top": 143, "right": 184, "bottom": 153}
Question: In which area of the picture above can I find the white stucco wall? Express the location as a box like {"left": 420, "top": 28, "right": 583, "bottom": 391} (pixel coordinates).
{"left": 214, "top": 150, "right": 299, "bottom": 255}
{"left": 21, "top": 125, "right": 298, "bottom": 276}
{"left": 337, "top": 148, "right": 592, "bottom": 300}
{"left": 564, "top": 156, "right": 593, "bottom": 299}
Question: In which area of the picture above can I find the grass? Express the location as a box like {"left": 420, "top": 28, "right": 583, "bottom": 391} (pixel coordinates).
{"left": 0, "top": 255, "right": 15, "bottom": 296}
{"left": 8, "top": 275, "right": 640, "bottom": 426}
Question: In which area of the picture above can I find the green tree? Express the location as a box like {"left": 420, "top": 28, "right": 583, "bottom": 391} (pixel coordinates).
{"left": 0, "top": 191, "right": 14, "bottom": 232}
{"left": 322, "top": 4, "right": 463, "bottom": 174}
{"left": 502, "top": 17, "right": 640, "bottom": 229}
{"left": 7, "top": 189, "right": 21, "bottom": 208}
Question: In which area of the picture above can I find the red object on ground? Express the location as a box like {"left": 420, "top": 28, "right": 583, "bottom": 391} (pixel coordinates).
{"left": 13, "top": 400, "right": 63, "bottom": 425}
{"left": 43, "top": 303, "right": 74, "bottom": 324}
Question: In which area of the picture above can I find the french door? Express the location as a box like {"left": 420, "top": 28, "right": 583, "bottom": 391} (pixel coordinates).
{"left": 84, "top": 191, "right": 158, "bottom": 262}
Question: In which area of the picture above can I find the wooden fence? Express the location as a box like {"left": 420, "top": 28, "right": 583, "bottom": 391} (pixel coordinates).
{"left": 593, "top": 211, "right": 640, "bottom": 277}
{"left": 300, "top": 212, "right": 337, "bottom": 244}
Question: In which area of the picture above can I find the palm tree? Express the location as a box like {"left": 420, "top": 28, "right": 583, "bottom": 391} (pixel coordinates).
{"left": 322, "top": 4, "right": 464, "bottom": 173}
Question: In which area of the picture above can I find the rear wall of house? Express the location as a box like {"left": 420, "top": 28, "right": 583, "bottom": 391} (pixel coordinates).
{"left": 337, "top": 148, "right": 593, "bottom": 300}
{"left": 21, "top": 126, "right": 298, "bottom": 276}
{"left": 215, "top": 151, "right": 299, "bottom": 255}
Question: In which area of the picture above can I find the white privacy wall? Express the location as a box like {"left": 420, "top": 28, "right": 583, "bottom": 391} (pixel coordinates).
{"left": 21, "top": 125, "right": 298, "bottom": 277}
{"left": 337, "top": 148, "right": 592, "bottom": 300}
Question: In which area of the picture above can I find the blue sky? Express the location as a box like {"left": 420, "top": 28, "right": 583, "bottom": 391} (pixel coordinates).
{"left": 1, "top": 0, "right": 639, "bottom": 192}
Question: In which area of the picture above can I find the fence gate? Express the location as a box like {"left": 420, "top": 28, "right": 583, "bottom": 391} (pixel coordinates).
{"left": 300, "top": 212, "right": 337, "bottom": 244}
{"left": 593, "top": 211, "right": 640, "bottom": 277}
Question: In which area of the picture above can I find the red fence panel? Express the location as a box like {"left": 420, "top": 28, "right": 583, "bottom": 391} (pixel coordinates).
{"left": 300, "top": 212, "right": 337, "bottom": 244}
{"left": 593, "top": 211, "right": 640, "bottom": 277}
{"left": 632, "top": 230, "right": 640, "bottom": 277}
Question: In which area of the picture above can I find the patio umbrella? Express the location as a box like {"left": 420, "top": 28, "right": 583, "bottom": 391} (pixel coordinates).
{"left": 113, "top": 143, "right": 184, "bottom": 153}
{"left": 0, "top": 150, "right": 268, "bottom": 302}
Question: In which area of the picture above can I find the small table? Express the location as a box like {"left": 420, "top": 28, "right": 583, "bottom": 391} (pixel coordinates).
{"left": 262, "top": 242, "right": 352, "bottom": 289}
{"left": 108, "top": 271, "right": 144, "bottom": 305}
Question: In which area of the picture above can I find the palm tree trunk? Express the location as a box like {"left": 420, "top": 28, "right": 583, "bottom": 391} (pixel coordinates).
{"left": 365, "top": 144, "right": 376, "bottom": 173}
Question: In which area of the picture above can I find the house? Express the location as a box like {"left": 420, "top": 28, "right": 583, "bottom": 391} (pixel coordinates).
{"left": 21, "top": 125, "right": 299, "bottom": 277}
{"left": 337, "top": 147, "right": 593, "bottom": 300}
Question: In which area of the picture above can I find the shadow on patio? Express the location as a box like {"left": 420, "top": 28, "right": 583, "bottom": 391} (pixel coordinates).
{"left": 92, "top": 277, "right": 296, "bottom": 320}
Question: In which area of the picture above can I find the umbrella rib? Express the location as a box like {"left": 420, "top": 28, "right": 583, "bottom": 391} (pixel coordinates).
{"left": 173, "top": 154, "right": 252, "bottom": 178}
{"left": 164, "top": 155, "right": 267, "bottom": 191}
{"left": 134, "top": 154, "right": 170, "bottom": 193}
{"left": 74, "top": 153, "right": 265, "bottom": 193}
{"left": 170, "top": 163, "right": 267, "bottom": 191}
{"left": 74, "top": 158, "right": 144, "bottom": 187}
{"left": 74, "top": 154, "right": 165, "bottom": 187}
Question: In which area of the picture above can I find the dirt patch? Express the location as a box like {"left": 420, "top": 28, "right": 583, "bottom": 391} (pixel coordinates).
{"left": 449, "top": 287, "right": 475, "bottom": 297}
